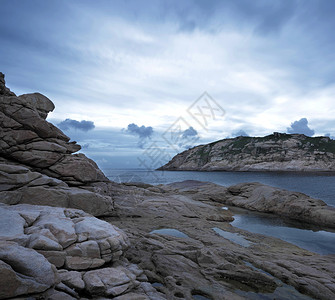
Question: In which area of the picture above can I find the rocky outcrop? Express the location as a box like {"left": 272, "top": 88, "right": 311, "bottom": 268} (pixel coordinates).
{"left": 158, "top": 132, "right": 335, "bottom": 171}
{"left": 0, "top": 73, "right": 166, "bottom": 299}
{"left": 0, "top": 160, "right": 114, "bottom": 216}
{"left": 0, "top": 204, "right": 164, "bottom": 299}
{"left": 0, "top": 73, "right": 106, "bottom": 185}
{"left": 160, "top": 180, "right": 335, "bottom": 229}
{"left": 0, "top": 72, "right": 15, "bottom": 96}
{"left": 0, "top": 73, "right": 114, "bottom": 216}
{"left": 109, "top": 181, "right": 335, "bottom": 300}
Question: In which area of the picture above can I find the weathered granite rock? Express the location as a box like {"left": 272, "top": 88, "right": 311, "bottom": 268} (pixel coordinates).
{"left": 160, "top": 180, "right": 335, "bottom": 228}
{"left": 58, "top": 270, "right": 85, "bottom": 290}
{"left": 18, "top": 92, "right": 55, "bottom": 119}
{"left": 159, "top": 133, "right": 335, "bottom": 172}
{"left": 49, "top": 154, "right": 107, "bottom": 184}
{"left": 0, "top": 72, "right": 15, "bottom": 96}
{"left": 107, "top": 181, "right": 335, "bottom": 300}
{"left": 83, "top": 266, "right": 138, "bottom": 296}
{"left": 0, "top": 203, "right": 164, "bottom": 299}
{"left": 0, "top": 74, "right": 109, "bottom": 186}
{"left": 0, "top": 204, "right": 129, "bottom": 269}
{"left": 0, "top": 74, "right": 167, "bottom": 299}
{"left": 0, "top": 74, "right": 115, "bottom": 218}
{"left": 0, "top": 160, "right": 114, "bottom": 216}
{"left": 0, "top": 241, "right": 58, "bottom": 299}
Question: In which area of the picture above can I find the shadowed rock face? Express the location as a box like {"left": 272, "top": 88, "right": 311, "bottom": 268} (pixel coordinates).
{"left": 158, "top": 133, "right": 335, "bottom": 172}
{"left": 0, "top": 76, "right": 108, "bottom": 184}
{"left": 0, "top": 72, "right": 16, "bottom": 96}
{"left": 0, "top": 73, "right": 114, "bottom": 216}
{"left": 0, "top": 73, "right": 166, "bottom": 300}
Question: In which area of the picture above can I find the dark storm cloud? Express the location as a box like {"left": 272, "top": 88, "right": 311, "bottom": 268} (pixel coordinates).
{"left": 124, "top": 123, "right": 154, "bottom": 148}
{"left": 182, "top": 127, "right": 198, "bottom": 139}
{"left": 287, "top": 118, "right": 315, "bottom": 137}
{"left": 126, "top": 123, "right": 154, "bottom": 139}
{"left": 176, "top": 127, "right": 199, "bottom": 150}
{"left": 58, "top": 119, "right": 95, "bottom": 132}
{"left": 232, "top": 130, "right": 249, "bottom": 137}
{"left": 2, "top": 0, "right": 335, "bottom": 95}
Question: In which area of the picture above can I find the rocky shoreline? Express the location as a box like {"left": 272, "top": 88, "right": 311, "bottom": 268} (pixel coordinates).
{"left": 158, "top": 133, "right": 335, "bottom": 172}
{"left": 1, "top": 73, "right": 335, "bottom": 300}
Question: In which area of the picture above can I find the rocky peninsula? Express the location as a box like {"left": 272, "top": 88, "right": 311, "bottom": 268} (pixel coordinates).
{"left": 158, "top": 133, "right": 335, "bottom": 172}
{"left": 1, "top": 72, "right": 335, "bottom": 300}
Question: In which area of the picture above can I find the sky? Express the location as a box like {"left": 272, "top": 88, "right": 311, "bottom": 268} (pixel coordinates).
{"left": 1, "top": 0, "right": 335, "bottom": 170}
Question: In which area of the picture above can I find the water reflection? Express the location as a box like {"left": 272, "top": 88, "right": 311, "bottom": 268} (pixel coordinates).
{"left": 230, "top": 207, "right": 335, "bottom": 254}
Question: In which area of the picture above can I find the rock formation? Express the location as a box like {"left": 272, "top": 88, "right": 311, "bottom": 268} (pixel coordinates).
{"left": 109, "top": 181, "right": 335, "bottom": 300}
{"left": 158, "top": 133, "right": 335, "bottom": 171}
{"left": 160, "top": 180, "right": 335, "bottom": 229}
{"left": 0, "top": 204, "right": 163, "bottom": 299}
{"left": 0, "top": 72, "right": 114, "bottom": 216}
{"left": 1, "top": 73, "right": 335, "bottom": 300}
{"left": 0, "top": 73, "right": 165, "bottom": 299}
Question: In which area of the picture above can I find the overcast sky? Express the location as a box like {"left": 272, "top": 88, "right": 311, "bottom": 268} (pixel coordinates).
{"left": 1, "top": 0, "right": 335, "bottom": 170}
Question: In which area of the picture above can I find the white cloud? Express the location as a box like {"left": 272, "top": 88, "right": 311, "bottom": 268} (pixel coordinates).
{"left": 3, "top": 0, "right": 335, "bottom": 167}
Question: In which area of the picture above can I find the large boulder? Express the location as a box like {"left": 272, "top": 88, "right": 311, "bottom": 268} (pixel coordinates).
{"left": 0, "top": 73, "right": 109, "bottom": 186}
{"left": 0, "top": 204, "right": 129, "bottom": 270}
{"left": 18, "top": 93, "right": 55, "bottom": 119}
{"left": 0, "top": 73, "right": 114, "bottom": 215}
{"left": 0, "top": 203, "right": 165, "bottom": 300}
{"left": 0, "top": 161, "right": 114, "bottom": 216}
{"left": 0, "top": 241, "right": 58, "bottom": 299}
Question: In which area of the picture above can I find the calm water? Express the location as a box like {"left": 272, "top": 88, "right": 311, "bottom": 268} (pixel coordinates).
{"left": 105, "top": 168, "right": 335, "bottom": 254}
{"left": 105, "top": 169, "right": 335, "bottom": 206}
{"left": 231, "top": 207, "right": 335, "bottom": 255}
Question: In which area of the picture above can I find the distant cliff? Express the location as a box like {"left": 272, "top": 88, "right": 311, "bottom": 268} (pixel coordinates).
{"left": 158, "top": 133, "right": 335, "bottom": 171}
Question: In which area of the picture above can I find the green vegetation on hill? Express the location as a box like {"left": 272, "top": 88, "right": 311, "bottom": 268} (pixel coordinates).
{"left": 299, "top": 136, "right": 335, "bottom": 154}
{"left": 195, "top": 133, "right": 335, "bottom": 158}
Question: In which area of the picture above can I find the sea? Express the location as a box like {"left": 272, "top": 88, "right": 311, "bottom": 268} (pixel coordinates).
{"left": 104, "top": 169, "right": 335, "bottom": 255}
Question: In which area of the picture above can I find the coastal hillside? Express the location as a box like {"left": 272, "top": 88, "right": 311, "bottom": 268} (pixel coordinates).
{"left": 158, "top": 132, "right": 335, "bottom": 171}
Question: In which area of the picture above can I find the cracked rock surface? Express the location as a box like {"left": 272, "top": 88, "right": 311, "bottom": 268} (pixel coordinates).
{"left": 0, "top": 204, "right": 164, "bottom": 299}
{"left": 108, "top": 182, "right": 335, "bottom": 300}
{"left": 0, "top": 73, "right": 165, "bottom": 299}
